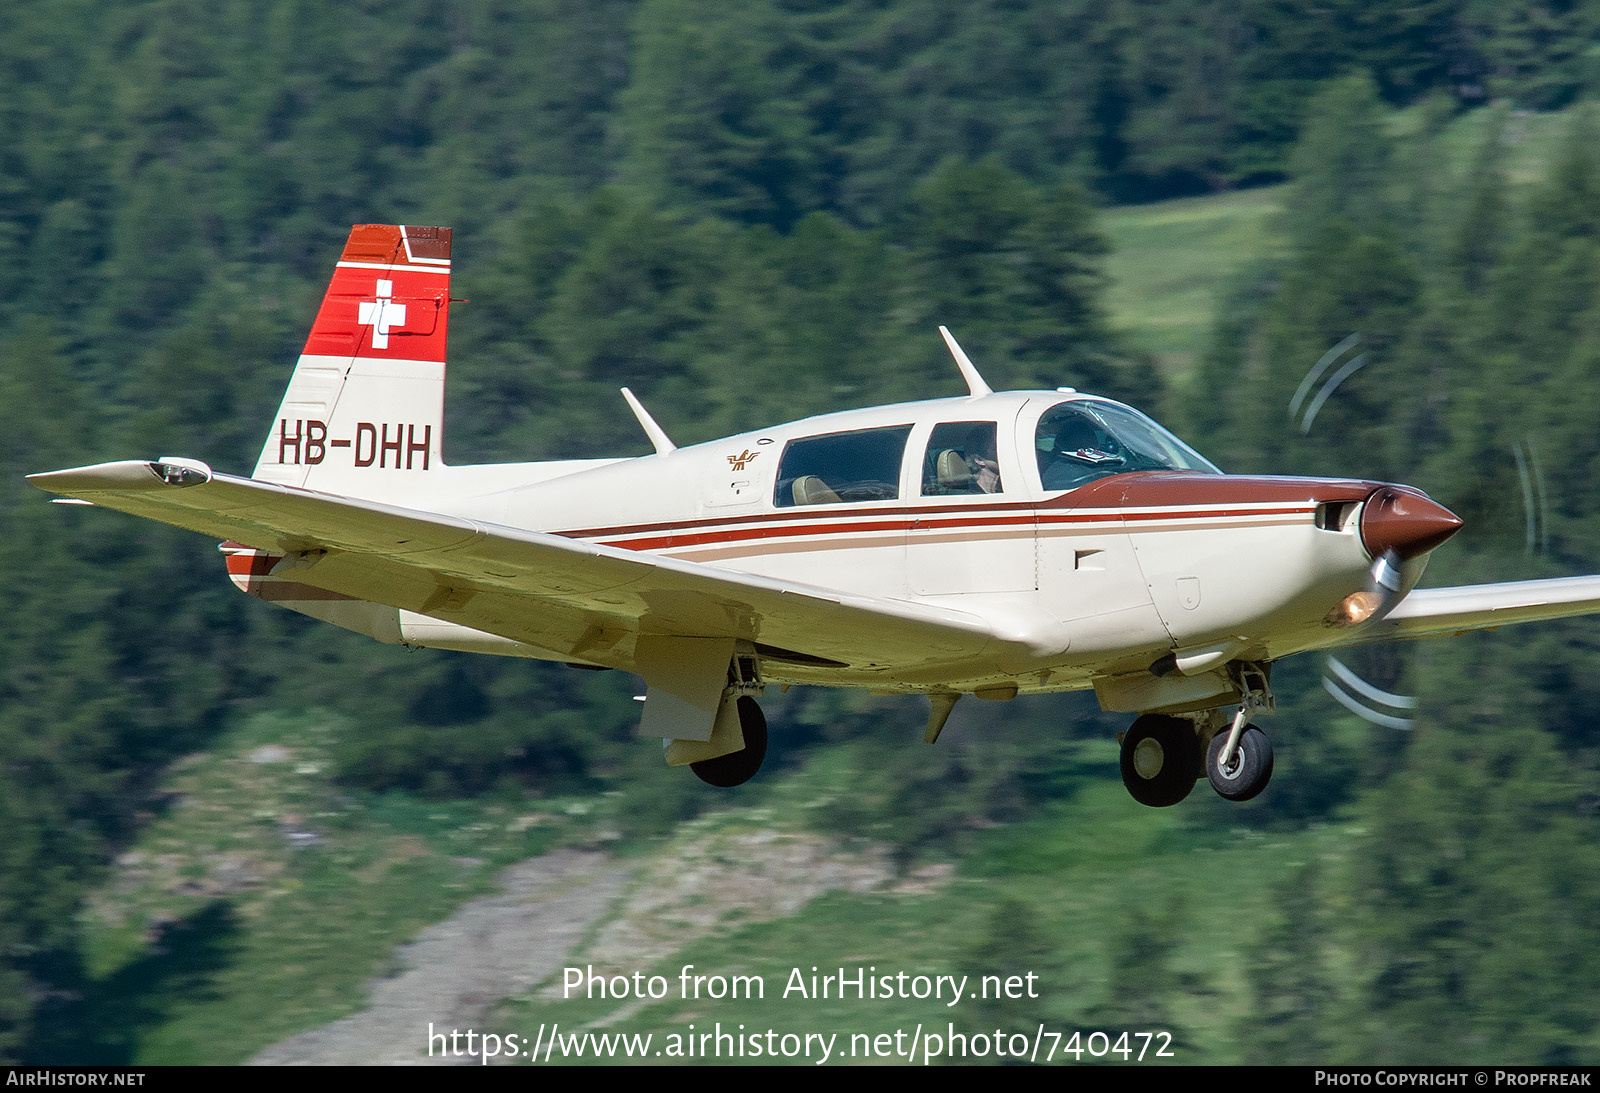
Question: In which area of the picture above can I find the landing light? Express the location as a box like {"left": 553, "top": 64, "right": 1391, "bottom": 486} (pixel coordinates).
{"left": 153, "top": 457, "right": 212, "bottom": 487}
{"left": 1325, "top": 590, "right": 1381, "bottom": 627}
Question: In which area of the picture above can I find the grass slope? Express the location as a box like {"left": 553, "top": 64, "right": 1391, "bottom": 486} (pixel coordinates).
{"left": 1100, "top": 103, "right": 1581, "bottom": 379}
{"left": 1103, "top": 186, "right": 1286, "bottom": 376}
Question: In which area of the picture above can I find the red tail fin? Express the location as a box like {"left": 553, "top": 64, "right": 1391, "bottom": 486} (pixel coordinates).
{"left": 300, "top": 224, "right": 452, "bottom": 362}
{"left": 255, "top": 225, "right": 453, "bottom": 497}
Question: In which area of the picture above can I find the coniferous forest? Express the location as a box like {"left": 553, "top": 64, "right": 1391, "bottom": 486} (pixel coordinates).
{"left": 5, "top": 0, "right": 1600, "bottom": 1065}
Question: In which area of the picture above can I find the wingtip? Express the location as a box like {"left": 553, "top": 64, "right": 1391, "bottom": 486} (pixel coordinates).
{"left": 27, "top": 459, "right": 210, "bottom": 494}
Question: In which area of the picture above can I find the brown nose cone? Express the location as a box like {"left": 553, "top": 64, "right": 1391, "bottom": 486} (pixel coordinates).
{"left": 1361, "top": 486, "right": 1463, "bottom": 560}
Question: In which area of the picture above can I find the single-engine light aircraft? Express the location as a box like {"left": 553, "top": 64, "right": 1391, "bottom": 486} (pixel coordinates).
{"left": 31, "top": 225, "right": 1600, "bottom": 804}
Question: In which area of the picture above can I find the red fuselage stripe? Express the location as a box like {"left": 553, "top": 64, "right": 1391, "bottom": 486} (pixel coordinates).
{"left": 587, "top": 506, "right": 1314, "bottom": 551}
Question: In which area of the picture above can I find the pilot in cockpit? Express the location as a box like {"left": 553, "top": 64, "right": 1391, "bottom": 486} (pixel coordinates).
{"left": 1036, "top": 399, "right": 1220, "bottom": 492}
{"left": 1040, "top": 408, "right": 1122, "bottom": 491}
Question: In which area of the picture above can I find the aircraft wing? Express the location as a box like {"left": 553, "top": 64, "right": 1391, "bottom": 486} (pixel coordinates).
{"left": 28, "top": 460, "right": 1013, "bottom": 673}
{"left": 1347, "top": 575, "right": 1600, "bottom": 644}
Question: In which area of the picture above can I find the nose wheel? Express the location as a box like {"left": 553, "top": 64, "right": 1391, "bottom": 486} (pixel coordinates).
{"left": 1205, "top": 724, "right": 1273, "bottom": 801}
{"left": 1119, "top": 714, "right": 1201, "bottom": 807}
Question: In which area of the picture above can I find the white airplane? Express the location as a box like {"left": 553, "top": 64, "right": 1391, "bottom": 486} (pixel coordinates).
{"left": 30, "top": 225, "right": 1600, "bottom": 805}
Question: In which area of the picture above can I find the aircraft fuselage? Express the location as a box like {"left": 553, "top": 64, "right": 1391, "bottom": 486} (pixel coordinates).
{"left": 392, "top": 390, "right": 1455, "bottom": 708}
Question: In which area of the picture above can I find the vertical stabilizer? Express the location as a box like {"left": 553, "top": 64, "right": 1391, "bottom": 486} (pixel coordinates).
{"left": 254, "top": 225, "right": 453, "bottom": 500}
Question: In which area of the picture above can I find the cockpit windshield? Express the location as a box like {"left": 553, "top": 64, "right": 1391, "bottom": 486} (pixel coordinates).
{"left": 1036, "top": 400, "right": 1219, "bottom": 492}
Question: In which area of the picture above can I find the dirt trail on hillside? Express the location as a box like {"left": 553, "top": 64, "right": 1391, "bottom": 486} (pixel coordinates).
{"left": 251, "top": 849, "right": 627, "bottom": 1065}
{"left": 251, "top": 829, "right": 944, "bottom": 1065}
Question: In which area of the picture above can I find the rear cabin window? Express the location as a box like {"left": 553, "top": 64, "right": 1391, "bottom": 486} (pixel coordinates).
{"left": 775, "top": 426, "right": 912, "bottom": 507}
{"left": 921, "top": 421, "right": 1004, "bottom": 496}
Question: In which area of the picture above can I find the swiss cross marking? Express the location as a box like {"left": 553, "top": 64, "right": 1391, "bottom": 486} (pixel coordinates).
{"left": 357, "top": 279, "right": 407, "bottom": 349}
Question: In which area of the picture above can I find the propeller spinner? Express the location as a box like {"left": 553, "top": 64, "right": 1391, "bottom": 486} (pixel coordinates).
{"left": 1327, "top": 487, "right": 1462, "bottom": 626}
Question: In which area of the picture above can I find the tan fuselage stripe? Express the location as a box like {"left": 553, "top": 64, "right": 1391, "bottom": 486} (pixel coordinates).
{"left": 221, "top": 509, "right": 1315, "bottom": 590}
{"left": 655, "top": 514, "right": 1311, "bottom": 563}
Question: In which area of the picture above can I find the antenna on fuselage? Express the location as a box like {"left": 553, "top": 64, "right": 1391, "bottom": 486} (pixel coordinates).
{"left": 939, "top": 326, "right": 993, "bottom": 398}
{"left": 619, "top": 387, "right": 677, "bottom": 455}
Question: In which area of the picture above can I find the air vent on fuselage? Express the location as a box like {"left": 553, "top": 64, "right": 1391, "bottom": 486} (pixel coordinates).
{"left": 1316, "top": 500, "right": 1359, "bottom": 532}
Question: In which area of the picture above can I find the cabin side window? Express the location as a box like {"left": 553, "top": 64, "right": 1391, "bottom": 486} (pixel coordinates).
{"left": 920, "top": 421, "right": 1004, "bottom": 496}
{"left": 775, "top": 425, "right": 912, "bottom": 507}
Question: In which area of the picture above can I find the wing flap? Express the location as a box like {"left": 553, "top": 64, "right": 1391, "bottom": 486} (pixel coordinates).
{"left": 29, "top": 461, "right": 1008, "bottom": 671}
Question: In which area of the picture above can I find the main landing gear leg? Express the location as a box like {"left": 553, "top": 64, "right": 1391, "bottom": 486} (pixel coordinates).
{"left": 691, "top": 696, "right": 768, "bottom": 787}
{"left": 686, "top": 647, "right": 767, "bottom": 788}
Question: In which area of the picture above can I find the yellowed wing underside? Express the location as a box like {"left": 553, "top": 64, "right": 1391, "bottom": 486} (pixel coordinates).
{"left": 29, "top": 461, "right": 1014, "bottom": 677}
{"left": 1363, "top": 577, "right": 1600, "bottom": 643}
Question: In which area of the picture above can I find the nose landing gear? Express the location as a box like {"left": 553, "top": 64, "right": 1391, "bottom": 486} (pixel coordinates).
{"left": 1118, "top": 662, "right": 1276, "bottom": 806}
{"left": 1205, "top": 724, "right": 1273, "bottom": 801}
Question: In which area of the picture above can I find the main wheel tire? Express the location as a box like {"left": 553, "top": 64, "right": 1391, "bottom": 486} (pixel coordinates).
{"left": 691, "top": 697, "right": 768, "bottom": 788}
{"left": 1119, "top": 714, "right": 1200, "bottom": 807}
{"left": 1206, "top": 724, "right": 1274, "bottom": 801}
